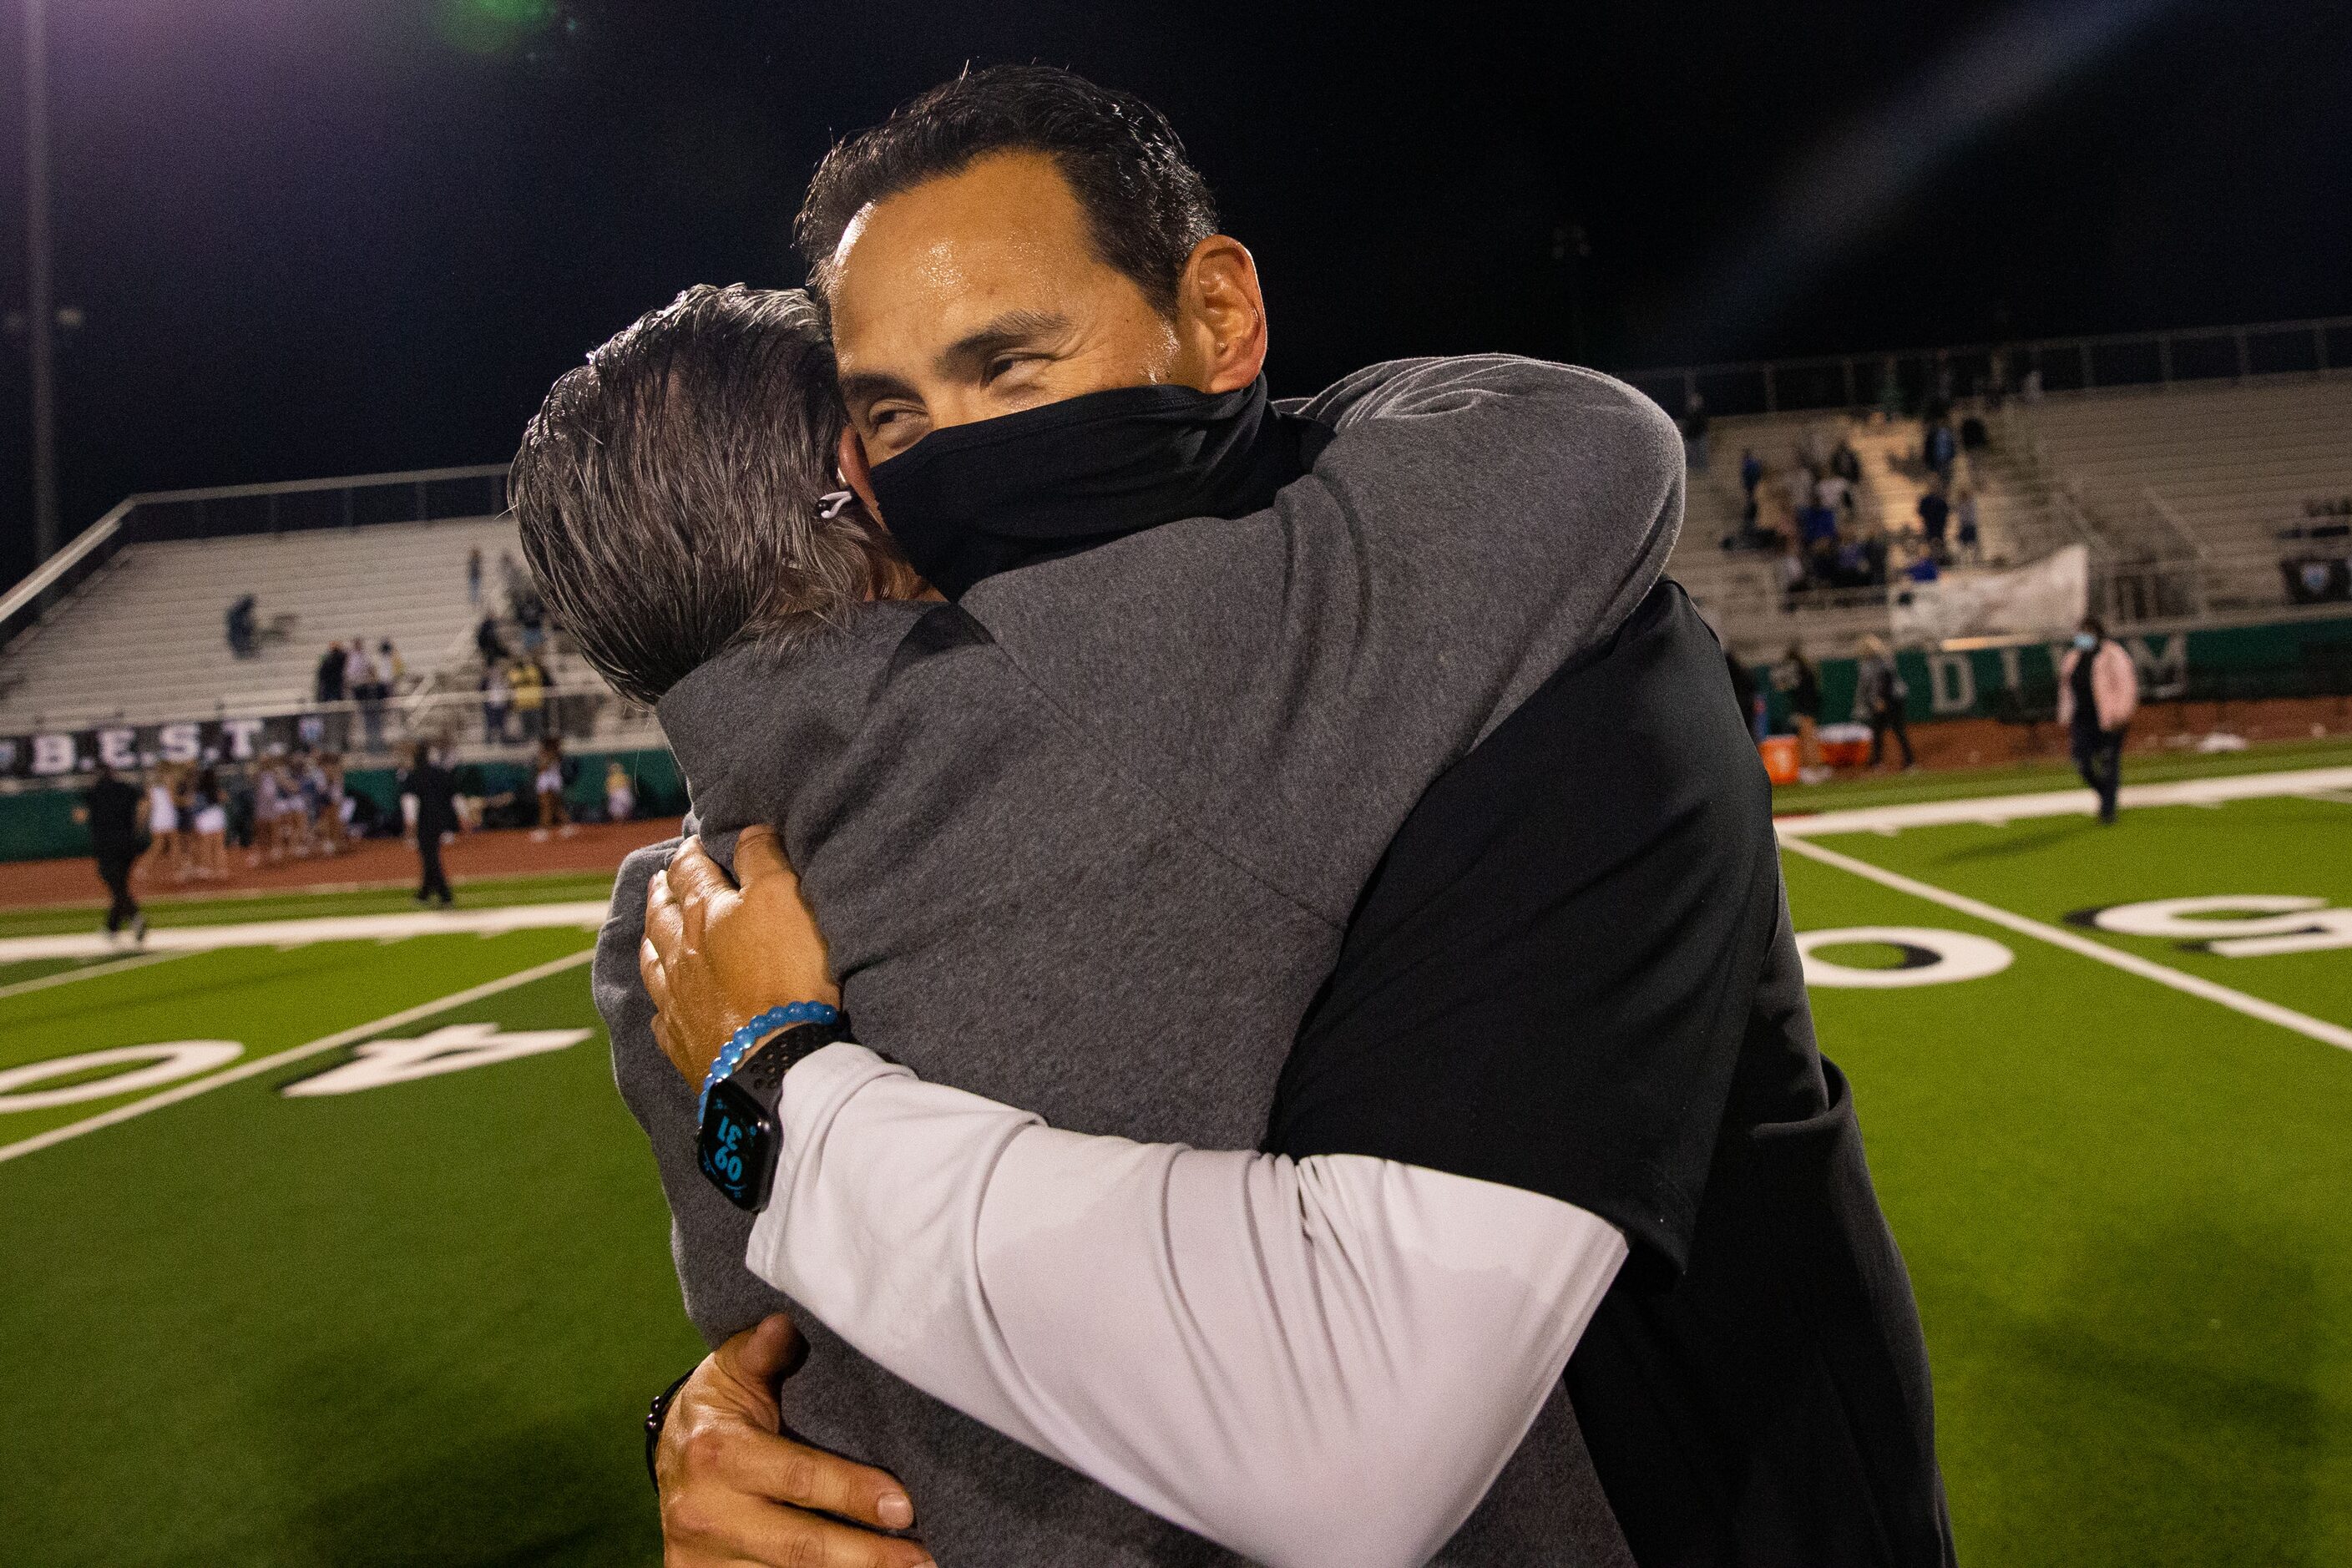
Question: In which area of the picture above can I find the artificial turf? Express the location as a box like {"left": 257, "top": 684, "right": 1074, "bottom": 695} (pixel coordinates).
{"left": 2, "top": 781, "right": 2347, "bottom": 1565}
{"left": 0, "top": 928, "right": 695, "bottom": 1565}
{"left": 1789, "top": 794, "right": 2352, "bottom": 1568}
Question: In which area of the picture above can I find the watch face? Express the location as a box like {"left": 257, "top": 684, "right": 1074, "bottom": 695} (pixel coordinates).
{"left": 696, "top": 1079, "right": 779, "bottom": 1213}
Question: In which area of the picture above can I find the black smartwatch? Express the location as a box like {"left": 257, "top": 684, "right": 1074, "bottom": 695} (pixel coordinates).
{"left": 695, "top": 1017, "right": 855, "bottom": 1211}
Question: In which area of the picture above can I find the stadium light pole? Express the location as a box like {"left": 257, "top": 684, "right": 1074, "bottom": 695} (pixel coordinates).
{"left": 22, "top": 0, "right": 61, "bottom": 565}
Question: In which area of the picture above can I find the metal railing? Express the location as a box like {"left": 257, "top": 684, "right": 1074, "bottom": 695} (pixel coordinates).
{"left": 1626, "top": 312, "right": 2352, "bottom": 420}
{"left": 0, "top": 463, "right": 510, "bottom": 660}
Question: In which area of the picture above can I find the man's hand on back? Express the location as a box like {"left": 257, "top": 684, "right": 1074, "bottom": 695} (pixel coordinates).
{"left": 641, "top": 825, "right": 841, "bottom": 1085}
{"left": 659, "top": 1315, "right": 930, "bottom": 1568}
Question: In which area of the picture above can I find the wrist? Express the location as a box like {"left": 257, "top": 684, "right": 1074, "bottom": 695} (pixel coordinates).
{"left": 699, "top": 1002, "right": 843, "bottom": 1115}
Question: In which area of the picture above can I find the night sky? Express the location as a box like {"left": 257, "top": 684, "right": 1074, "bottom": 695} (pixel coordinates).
{"left": 1, "top": 0, "right": 2346, "bottom": 585}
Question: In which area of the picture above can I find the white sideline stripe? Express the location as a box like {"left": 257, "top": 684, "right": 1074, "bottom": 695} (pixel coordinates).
{"left": 0, "top": 947, "right": 597, "bottom": 1166}
{"left": 0, "top": 950, "right": 185, "bottom": 1002}
{"left": 1773, "top": 766, "right": 2352, "bottom": 837}
{"left": 1778, "top": 835, "right": 2352, "bottom": 1055}
{"left": 0, "top": 901, "right": 611, "bottom": 964}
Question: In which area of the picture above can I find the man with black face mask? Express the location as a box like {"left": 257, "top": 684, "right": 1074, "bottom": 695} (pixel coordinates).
{"left": 620, "top": 68, "right": 1950, "bottom": 1568}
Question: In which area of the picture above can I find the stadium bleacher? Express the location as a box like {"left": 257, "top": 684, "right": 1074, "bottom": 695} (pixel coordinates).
{"left": 2009, "top": 377, "right": 2352, "bottom": 614}
{"left": 0, "top": 517, "right": 512, "bottom": 732}
{"left": 0, "top": 513, "right": 649, "bottom": 751}
{"left": 1665, "top": 370, "right": 2352, "bottom": 655}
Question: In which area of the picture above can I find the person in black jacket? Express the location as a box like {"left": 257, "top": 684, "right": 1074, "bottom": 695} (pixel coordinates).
{"left": 74, "top": 761, "right": 147, "bottom": 938}
{"left": 397, "top": 743, "right": 462, "bottom": 906}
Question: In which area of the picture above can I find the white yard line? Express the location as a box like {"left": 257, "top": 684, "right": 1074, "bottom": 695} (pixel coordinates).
{"left": 0, "top": 901, "right": 611, "bottom": 964}
{"left": 0, "top": 947, "right": 597, "bottom": 1166}
{"left": 0, "top": 950, "right": 186, "bottom": 1002}
{"left": 1773, "top": 765, "right": 2352, "bottom": 837}
{"left": 1778, "top": 834, "right": 2352, "bottom": 1055}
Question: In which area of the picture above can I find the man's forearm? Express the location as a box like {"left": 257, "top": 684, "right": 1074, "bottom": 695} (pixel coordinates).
{"left": 746, "top": 1041, "right": 1626, "bottom": 1568}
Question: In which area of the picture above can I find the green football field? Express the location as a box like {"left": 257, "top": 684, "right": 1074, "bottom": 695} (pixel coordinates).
{"left": 3, "top": 760, "right": 2349, "bottom": 1566}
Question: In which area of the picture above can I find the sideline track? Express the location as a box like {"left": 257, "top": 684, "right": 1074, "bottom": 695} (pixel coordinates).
{"left": 0, "top": 900, "right": 611, "bottom": 964}
{"left": 0, "top": 947, "right": 599, "bottom": 1166}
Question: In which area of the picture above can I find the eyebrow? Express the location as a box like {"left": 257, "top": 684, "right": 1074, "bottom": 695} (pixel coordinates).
{"left": 837, "top": 367, "right": 918, "bottom": 415}
{"left": 934, "top": 309, "right": 1073, "bottom": 381}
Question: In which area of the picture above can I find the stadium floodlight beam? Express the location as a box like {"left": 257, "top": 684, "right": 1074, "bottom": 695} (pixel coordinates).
{"left": 22, "top": 0, "right": 60, "bottom": 566}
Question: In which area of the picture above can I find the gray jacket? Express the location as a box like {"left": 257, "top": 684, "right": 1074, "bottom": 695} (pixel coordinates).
{"left": 595, "top": 357, "right": 1683, "bottom": 1565}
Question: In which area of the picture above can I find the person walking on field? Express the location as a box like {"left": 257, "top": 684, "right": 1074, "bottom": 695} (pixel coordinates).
{"left": 1856, "top": 633, "right": 1915, "bottom": 769}
{"left": 75, "top": 761, "right": 148, "bottom": 941}
{"left": 2058, "top": 614, "right": 2139, "bottom": 823}
{"left": 398, "top": 742, "right": 461, "bottom": 907}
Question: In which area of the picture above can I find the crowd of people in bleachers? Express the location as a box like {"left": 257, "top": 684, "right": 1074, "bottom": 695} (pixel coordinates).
{"left": 1711, "top": 397, "right": 1986, "bottom": 604}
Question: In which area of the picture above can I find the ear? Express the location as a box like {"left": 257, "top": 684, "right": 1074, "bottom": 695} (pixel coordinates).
{"left": 837, "top": 427, "right": 883, "bottom": 524}
{"left": 1172, "top": 235, "right": 1268, "bottom": 394}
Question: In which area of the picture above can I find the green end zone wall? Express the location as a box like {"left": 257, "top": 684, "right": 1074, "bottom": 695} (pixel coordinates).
{"left": 0, "top": 746, "right": 683, "bottom": 862}
{"left": 1746, "top": 611, "right": 2352, "bottom": 730}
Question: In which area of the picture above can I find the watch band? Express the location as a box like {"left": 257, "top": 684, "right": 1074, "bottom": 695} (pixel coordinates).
{"left": 699, "top": 1001, "right": 842, "bottom": 1116}
{"left": 728, "top": 1017, "right": 857, "bottom": 1107}
{"left": 645, "top": 1368, "right": 694, "bottom": 1492}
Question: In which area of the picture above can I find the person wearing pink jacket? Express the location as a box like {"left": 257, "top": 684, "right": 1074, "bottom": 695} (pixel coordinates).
{"left": 2057, "top": 615, "right": 2139, "bottom": 822}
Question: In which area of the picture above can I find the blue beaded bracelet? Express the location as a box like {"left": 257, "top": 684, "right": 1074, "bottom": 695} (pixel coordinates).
{"left": 699, "top": 1000, "right": 841, "bottom": 1116}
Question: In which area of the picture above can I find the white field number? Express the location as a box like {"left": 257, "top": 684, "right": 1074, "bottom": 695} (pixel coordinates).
{"left": 0, "top": 1042, "right": 245, "bottom": 1112}
{"left": 2088, "top": 896, "right": 2352, "bottom": 958}
{"left": 1798, "top": 926, "right": 2016, "bottom": 989}
{"left": 281, "top": 1023, "right": 592, "bottom": 1096}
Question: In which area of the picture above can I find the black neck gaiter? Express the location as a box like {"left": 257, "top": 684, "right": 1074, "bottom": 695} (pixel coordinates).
{"left": 865, "top": 375, "right": 1327, "bottom": 600}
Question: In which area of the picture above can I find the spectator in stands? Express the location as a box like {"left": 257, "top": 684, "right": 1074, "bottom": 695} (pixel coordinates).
{"left": 398, "top": 741, "right": 461, "bottom": 907}
{"left": 2020, "top": 366, "right": 2044, "bottom": 404}
{"left": 352, "top": 650, "right": 383, "bottom": 753}
{"left": 1681, "top": 392, "right": 1709, "bottom": 470}
{"left": 1830, "top": 437, "right": 1863, "bottom": 488}
{"left": 315, "top": 642, "right": 346, "bottom": 705}
{"left": 1855, "top": 635, "right": 1915, "bottom": 769}
{"left": 1918, "top": 481, "right": 1952, "bottom": 563}
{"left": 1954, "top": 485, "right": 1982, "bottom": 564}
{"left": 225, "top": 594, "right": 258, "bottom": 658}
{"left": 604, "top": 759, "right": 636, "bottom": 823}
{"left": 532, "top": 735, "right": 571, "bottom": 833}
{"left": 1739, "top": 448, "right": 1763, "bottom": 500}
{"left": 1776, "top": 642, "right": 1829, "bottom": 783}
{"left": 2058, "top": 615, "right": 2138, "bottom": 824}
{"left": 515, "top": 584, "right": 549, "bottom": 652}
{"left": 1815, "top": 467, "right": 1852, "bottom": 526}
{"left": 508, "top": 655, "right": 548, "bottom": 740}
{"left": 1904, "top": 547, "right": 1940, "bottom": 584}
{"left": 189, "top": 765, "right": 229, "bottom": 878}
{"left": 1778, "top": 538, "right": 1808, "bottom": 602}
{"left": 474, "top": 612, "right": 508, "bottom": 665}
{"left": 74, "top": 761, "right": 148, "bottom": 940}
{"left": 1923, "top": 418, "right": 1957, "bottom": 486}
{"left": 479, "top": 662, "right": 512, "bottom": 743}
{"left": 468, "top": 545, "right": 484, "bottom": 607}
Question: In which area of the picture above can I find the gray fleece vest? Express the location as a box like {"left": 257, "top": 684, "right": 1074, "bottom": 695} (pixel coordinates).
{"left": 594, "top": 357, "right": 1682, "bottom": 1565}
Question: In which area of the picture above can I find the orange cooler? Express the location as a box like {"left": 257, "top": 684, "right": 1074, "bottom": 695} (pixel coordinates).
{"left": 1758, "top": 736, "right": 1800, "bottom": 785}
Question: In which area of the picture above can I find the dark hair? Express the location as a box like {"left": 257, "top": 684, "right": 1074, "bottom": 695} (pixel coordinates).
{"left": 508, "top": 285, "right": 903, "bottom": 709}
{"left": 796, "top": 65, "right": 1219, "bottom": 314}
{"left": 2081, "top": 615, "right": 2107, "bottom": 640}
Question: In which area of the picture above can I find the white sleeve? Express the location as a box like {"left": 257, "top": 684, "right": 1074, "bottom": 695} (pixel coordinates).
{"left": 746, "top": 1043, "right": 1626, "bottom": 1568}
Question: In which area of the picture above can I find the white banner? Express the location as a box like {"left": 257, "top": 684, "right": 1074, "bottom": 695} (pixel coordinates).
{"left": 1892, "top": 544, "right": 2089, "bottom": 645}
